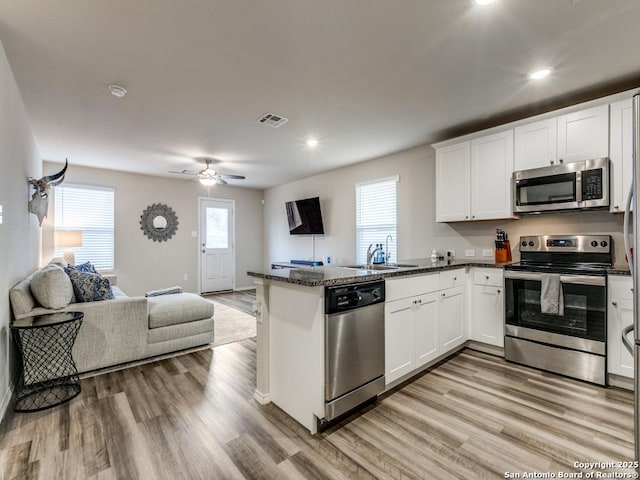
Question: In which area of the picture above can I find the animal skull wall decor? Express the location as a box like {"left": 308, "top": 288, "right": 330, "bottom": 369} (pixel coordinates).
{"left": 28, "top": 159, "right": 68, "bottom": 226}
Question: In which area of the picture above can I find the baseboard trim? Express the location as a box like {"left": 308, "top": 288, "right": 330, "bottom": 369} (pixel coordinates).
{"left": 234, "top": 286, "right": 257, "bottom": 292}
{"left": 0, "top": 385, "right": 13, "bottom": 423}
{"left": 608, "top": 373, "right": 633, "bottom": 391}
{"left": 253, "top": 389, "right": 271, "bottom": 405}
{"left": 465, "top": 340, "right": 505, "bottom": 357}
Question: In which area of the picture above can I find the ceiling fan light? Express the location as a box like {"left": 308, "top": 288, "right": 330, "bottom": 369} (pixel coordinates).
{"left": 199, "top": 177, "right": 216, "bottom": 186}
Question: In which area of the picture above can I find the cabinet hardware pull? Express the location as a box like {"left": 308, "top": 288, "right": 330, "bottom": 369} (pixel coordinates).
{"left": 615, "top": 205, "right": 619, "bottom": 209}
{"left": 559, "top": 158, "right": 564, "bottom": 163}
{"left": 550, "top": 160, "right": 554, "bottom": 164}
{"left": 497, "top": 289, "right": 501, "bottom": 294}
{"left": 465, "top": 216, "right": 469, "bottom": 219}
{"left": 485, "top": 275, "right": 489, "bottom": 280}
{"left": 453, "top": 277, "right": 457, "bottom": 281}
{"left": 612, "top": 301, "right": 618, "bottom": 306}
{"left": 441, "top": 293, "right": 445, "bottom": 297}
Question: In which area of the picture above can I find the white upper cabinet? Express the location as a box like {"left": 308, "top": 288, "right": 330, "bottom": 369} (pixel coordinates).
{"left": 610, "top": 98, "right": 633, "bottom": 213}
{"left": 436, "top": 130, "right": 513, "bottom": 222}
{"left": 514, "top": 104, "right": 609, "bottom": 171}
{"left": 514, "top": 118, "right": 557, "bottom": 171}
{"left": 471, "top": 130, "right": 514, "bottom": 220}
{"left": 435, "top": 141, "right": 471, "bottom": 222}
{"left": 557, "top": 104, "right": 609, "bottom": 164}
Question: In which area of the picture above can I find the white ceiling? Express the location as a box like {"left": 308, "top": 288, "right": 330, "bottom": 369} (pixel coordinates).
{"left": 2, "top": 0, "right": 640, "bottom": 189}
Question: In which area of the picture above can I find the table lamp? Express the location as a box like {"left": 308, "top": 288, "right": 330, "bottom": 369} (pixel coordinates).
{"left": 54, "top": 230, "right": 83, "bottom": 265}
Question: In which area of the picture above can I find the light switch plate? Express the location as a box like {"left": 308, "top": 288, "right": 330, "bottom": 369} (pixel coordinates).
{"left": 482, "top": 249, "right": 493, "bottom": 257}
{"left": 465, "top": 249, "right": 475, "bottom": 257}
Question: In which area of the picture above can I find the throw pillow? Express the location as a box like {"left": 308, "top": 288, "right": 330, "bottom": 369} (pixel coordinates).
{"left": 65, "top": 268, "right": 114, "bottom": 302}
{"left": 30, "top": 264, "right": 74, "bottom": 309}
{"left": 67, "top": 261, "right": 98, "bottom": 274}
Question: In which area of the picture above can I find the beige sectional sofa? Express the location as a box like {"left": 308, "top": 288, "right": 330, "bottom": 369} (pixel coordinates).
{"left": 9, "top": 262, "right": 215, "bottom": 374}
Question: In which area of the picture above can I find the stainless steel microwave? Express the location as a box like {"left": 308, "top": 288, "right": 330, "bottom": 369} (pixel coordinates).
{"left": 513, "top": 157, "right": 609, "bottom": 213}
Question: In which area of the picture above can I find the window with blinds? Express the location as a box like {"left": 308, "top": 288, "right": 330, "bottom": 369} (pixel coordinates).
{"left": 54, "top": 185, "right": 115, "bottom": 270}
{"left": 355, "top": 177, "right": 397, "bottom": 264}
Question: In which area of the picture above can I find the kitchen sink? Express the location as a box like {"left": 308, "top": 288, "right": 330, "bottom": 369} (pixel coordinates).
{"left": 342, "top": 263, "right": 419, "bottom": 270}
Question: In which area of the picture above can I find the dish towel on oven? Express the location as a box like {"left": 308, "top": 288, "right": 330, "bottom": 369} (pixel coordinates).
{"left": 540, "top": 274, "right": 564, "bottom": 315}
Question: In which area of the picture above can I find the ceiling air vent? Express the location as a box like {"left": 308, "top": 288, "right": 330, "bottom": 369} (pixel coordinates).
{"left": 257, "top": 113, "right": 289, "bottom": 128}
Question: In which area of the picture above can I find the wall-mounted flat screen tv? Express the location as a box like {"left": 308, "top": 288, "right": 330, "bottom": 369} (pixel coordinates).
{"left": 285, "top": 196, "right": 325, "bottom": 235}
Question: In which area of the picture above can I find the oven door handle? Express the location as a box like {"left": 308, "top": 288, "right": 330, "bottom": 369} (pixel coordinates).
{"left": 504, "top": 271, "right": 606, "bottom": 286}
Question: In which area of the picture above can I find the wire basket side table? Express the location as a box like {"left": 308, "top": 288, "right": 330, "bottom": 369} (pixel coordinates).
{"left": 11, "top": 311, "right": 84, "bottom": 412}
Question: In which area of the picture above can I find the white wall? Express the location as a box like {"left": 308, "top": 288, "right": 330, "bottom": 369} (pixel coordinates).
{"left": 0, "top": 41, "right": 42, "bottom": 417}
{"left": 264, "top": 145, "right": 625, "bottom": 267}
{"left": 43, "top": 163, "right": 264, "bottom": 295}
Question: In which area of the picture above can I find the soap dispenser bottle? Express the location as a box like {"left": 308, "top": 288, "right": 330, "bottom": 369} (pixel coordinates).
{"left": 430, "top": 248, "right": 438, "bottom": 261}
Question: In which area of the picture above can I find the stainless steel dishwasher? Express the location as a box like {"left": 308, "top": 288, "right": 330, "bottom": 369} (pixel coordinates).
{"left": 323, "top": 279, "right": 385, "bottom": 423}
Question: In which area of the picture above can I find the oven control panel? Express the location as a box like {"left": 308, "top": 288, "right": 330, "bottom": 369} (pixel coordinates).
{"left": 519, "top": 235, "right": 611, "bottom": 253}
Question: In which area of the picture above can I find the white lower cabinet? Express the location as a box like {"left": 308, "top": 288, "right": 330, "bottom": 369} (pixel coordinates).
{"left": 385, "top": 291, "right": 439, "bottom": 384}
{"left": 470, "top": 268, "right": 504, "bottom": 348}
{"left": 608, "top": 275, "right": 634, "bottom": 380}
{"left": 414, "top": 292, "right": 439, "bottom": 368}
{"left": 385, "top": 296, "right": 417, "bottom": 383}
{"left": 438, "top": 286, "right": 465, "bottom": 351}
{"left": 385, "top": 272, "right": 466, "bottom": 385}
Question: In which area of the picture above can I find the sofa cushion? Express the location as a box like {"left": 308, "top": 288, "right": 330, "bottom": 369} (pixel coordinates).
{"left": 65, "top": 268, "right": 115, "bottom": 302}
{"left": 30, "top": 264, "right": 74, "bottom": 309}
{"left": 148, "top": 293, "right": 214, "bottom": 328}
{"left": 10, "top": 274, "right": 37, "bottom": 318}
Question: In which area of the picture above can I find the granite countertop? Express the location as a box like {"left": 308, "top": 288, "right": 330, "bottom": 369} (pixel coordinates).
{"left": 608, "top": 265, "right": 631, "bottom": 276}
{"left": 247, "top": 258, "right": 510, "bottom": 287}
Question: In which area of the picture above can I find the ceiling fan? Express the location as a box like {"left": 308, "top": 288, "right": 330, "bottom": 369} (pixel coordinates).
{"left": 169, "top": 158, "right": 246, "bottom": 186}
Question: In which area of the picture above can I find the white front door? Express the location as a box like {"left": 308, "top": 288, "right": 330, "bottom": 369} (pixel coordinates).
{"left": 200, "top": 198, "right": 235, "bottom": 293}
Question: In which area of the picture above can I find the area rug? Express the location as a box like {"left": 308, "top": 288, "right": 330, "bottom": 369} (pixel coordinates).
{"left": 209, "top": 300, "right": 257, "bottom": 347}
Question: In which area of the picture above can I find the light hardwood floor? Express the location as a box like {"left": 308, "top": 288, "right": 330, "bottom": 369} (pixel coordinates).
{"left": 204, "top": 289, "right": 256, "bottom": 316}
{"left": 0, "top": 342, "right": 633, "bottom": 479}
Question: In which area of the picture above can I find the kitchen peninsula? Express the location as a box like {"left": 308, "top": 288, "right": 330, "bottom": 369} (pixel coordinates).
{"left": 248, "top": 259, "right": 506, "bottom": 433}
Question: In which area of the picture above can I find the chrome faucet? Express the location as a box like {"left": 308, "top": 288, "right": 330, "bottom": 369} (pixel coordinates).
{"left": 385, "top": 235, "right": 393, "bottom": 264}
{"left": 366, "top": 243, "right": 382, "bottom": 266}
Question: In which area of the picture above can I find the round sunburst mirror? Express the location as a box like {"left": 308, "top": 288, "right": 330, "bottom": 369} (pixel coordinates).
{"left": 140, "top": 203, "right": 179, "bottom": 242}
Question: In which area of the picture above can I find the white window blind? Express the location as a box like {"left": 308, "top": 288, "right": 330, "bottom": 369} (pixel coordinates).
{"left": 356, "top": 177, "right": 397, "bottom": 264}
{"left": 54, "top": 185, "right": 115, "bottom": 270}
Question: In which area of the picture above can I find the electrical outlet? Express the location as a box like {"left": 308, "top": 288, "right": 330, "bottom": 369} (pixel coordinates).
{"left": 183, "top": 274, "right": 188, "bottom": 280}
{"left": 191, "top": 231, "right": 198, "bottom": 238}
{"left": 482, "top": 249, "right": 493, "bottom": 257}
{"left": 465, "top": 249, "right": 475, "bottom": 257}
{"left": 445, "top": 249, "right": 455, "bottom": 258}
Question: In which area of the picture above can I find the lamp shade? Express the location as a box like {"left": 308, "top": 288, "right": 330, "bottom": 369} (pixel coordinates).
{"left": 54, "top": 230, "right": 83, "bottom": 248}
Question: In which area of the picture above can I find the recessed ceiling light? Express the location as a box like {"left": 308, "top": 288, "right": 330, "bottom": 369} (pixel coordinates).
{"left": 108, "top": 85, "right": 127, "bottom": 98}
{"left": 474, "top": 0, "right": 496, "bottom": 5}
{"left": 528, "top": 67, "right": 553, "bottom": 80}
{"left": 306, "top": 138, "right": 319, "bottom": 148}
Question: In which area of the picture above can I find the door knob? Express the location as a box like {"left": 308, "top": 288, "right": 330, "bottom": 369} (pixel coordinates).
{"left": 550, "top": 160, "right": 554, "bottom": 164}
{"left": 202, "top": 249, "right": 206, "bottom": 253}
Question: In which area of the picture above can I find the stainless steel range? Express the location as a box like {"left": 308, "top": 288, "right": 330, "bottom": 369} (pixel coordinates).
{"left": 504, "top": 234, "right": 612, "bottom": 385}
